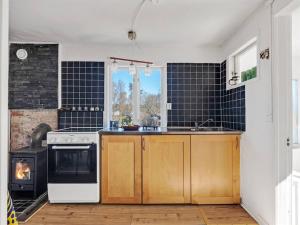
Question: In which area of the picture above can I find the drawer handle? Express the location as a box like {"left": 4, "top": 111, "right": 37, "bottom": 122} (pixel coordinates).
{"left": 52, "top": 145, "right": 91, "bottom": 150}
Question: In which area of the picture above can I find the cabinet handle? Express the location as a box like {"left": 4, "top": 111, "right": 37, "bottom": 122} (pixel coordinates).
{"left": 236, "top": 136, "right": 239, "bottom": 150}
{"left": 142, "top": 138, "right": 145, "bottom": 151}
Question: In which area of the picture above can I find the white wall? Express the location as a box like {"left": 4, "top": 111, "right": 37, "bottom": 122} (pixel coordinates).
{"left": 274, "top": 0, "right": 294, "bottom": 14}
{"left": 293, "top": 56, "right": 300, "bottom": 78}
{"left": 222, "top": 3, "right": 275, "bottom": 225}
{"left": 0, "top": 0, "right": 9, "bottom": 224}
{"left": 60, "top": 43, "right": 222, "bottom": 64}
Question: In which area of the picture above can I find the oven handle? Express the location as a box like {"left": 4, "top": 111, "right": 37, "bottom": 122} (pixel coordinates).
{"left": 51, "top": 145, "right": 92, "bottom": 150}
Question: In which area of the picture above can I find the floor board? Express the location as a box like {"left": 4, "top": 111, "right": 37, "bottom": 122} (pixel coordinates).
{"left": 21, "top": 204, "right": 258, "bottom": 225}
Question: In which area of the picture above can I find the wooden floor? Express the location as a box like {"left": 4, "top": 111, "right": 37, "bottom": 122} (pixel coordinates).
{"left": 22, "top": 204, "right": 258, "bottom": 225}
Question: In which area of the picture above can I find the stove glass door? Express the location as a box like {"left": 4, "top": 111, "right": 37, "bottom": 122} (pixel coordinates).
{"left": 48, "top": 144, "right": 97, "bottom": 183}
{"left": 11, "top": 158, "right": 34, "bottom": 185}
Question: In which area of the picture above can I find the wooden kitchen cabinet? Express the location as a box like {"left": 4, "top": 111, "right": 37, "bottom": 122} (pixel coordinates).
{"left": 101, "top": 135, "right": 142, "bottom": 204}
{"left": 142, "top": 135, "right": 191, "bottom": 204}
{"left": 191, "top": 135, "right": 240, "bottom": 204}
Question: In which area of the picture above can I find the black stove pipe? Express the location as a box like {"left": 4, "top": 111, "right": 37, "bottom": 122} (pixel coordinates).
{"left": 30, "top": 123, "right": 51, "bottom": 148}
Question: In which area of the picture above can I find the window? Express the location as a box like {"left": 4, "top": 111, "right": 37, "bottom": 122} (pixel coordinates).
{"left": 139, "top": 68, "right": 161, "bottom": 126}
{"left": 109, "top": 67, "right": 164, "bottom": 127}
{"left": 228, "top": 39, "right": 258, "bottom": 88}
{"left": 111, "top": 68, "right": 133, "bottom": 125}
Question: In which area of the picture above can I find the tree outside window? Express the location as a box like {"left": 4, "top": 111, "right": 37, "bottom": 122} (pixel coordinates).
{"left": 111, "top": 67, "right": 161, "bottom": 127}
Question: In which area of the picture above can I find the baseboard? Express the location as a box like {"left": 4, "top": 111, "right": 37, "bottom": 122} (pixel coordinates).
{"left": 241, "top": 202, "right": 270, "bottom": 225}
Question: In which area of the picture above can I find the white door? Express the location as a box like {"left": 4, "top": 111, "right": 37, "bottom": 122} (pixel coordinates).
{"left": 273, "top": 10, "right": 293, "bottom": 225}
{"left": 292, "top": 8, "right": 300, "bottom": 225}
{"left": 274, "top": 4, "right": 300, "bottom": 224}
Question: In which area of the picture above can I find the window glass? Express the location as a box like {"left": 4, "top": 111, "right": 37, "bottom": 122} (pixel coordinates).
{"left": 110, "top": 67, "right": 163, "bottom": 127}
{"left": 112, "top": 68, "right": 133, "bottom": 125}
{"left": 235, "top": 44, "right": 257, "bottom": 83}
{"left": 139, "top": 68, "right": 161, "bottom": 126}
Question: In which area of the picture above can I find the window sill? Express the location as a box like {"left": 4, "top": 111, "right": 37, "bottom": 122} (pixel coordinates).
{"left": 226, "top": 77, "right": 258, "bottom": 91}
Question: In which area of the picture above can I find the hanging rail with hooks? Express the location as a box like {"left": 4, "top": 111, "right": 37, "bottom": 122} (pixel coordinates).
{"left": 110, "top": 57, "right": 153, "bottom": 65}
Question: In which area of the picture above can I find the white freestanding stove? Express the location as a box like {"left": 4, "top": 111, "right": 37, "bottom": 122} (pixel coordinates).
{"left": 47, "top": 127, "right": 101, "bottom": 203}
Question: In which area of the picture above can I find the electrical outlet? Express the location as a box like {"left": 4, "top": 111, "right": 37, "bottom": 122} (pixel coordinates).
{"left": 167, "top": 103, "right": 172, "bottom": 110}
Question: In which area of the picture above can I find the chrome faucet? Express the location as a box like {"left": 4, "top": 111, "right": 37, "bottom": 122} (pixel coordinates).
{"left": 194, "top": 119, "right": 213, "bottom": 130}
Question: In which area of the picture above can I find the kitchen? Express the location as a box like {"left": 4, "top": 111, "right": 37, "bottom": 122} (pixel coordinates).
{"left": 0, "top": 0, "right": 299, "bottom": 225}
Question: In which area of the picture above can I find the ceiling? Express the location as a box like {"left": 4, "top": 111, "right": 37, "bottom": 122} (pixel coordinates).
{"left": 10, "top": 0, "right": 265, "bottom": 48}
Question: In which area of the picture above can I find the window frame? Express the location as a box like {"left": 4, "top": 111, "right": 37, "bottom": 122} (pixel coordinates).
{"left": 227, "top": 37, "right": 259, "bottom": 90}
{"left": 104, "top": 64, "right": 167, "bottom": 128}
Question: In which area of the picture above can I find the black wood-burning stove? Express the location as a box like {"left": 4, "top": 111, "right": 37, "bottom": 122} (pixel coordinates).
{"left": 9, "top": 123, "right": 51, "bottom": 199}
{"left": 10, "top": 147, "right": 47, "bottom": 198}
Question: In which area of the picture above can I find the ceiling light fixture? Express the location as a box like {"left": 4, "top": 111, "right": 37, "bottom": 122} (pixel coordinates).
{"left": 110, "top": 57, "right": 153, "bottom": 74}
{"left": 110, "top": 57, "right": 153, "bottom": 76}
{"left": 128, "top": 30, "right": 137, "bottom": 41}
{"left": 145, "top": 64, "right": 151, "bottom": 77}
{"left": 129, "top": 61, "right": 137, "bottom": 75}
{"left": 111, "top": 59, "right": 118, "bottom": 72}
{"left": 110, "top": 0, "right": 156, "bottom": 75}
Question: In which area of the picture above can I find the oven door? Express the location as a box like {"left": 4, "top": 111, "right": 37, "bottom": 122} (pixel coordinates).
{"left": 48, "top": 144, "right": 97, "bottom": 183}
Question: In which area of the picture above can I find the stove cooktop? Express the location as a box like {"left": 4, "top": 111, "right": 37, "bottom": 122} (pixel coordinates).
{"left": 56, "top": 127, "right": 103, "bottom": 133}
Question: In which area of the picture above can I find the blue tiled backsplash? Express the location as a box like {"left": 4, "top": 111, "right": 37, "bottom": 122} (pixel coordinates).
{"left": 167, "top": 62, "right": 246, "bottom": 131}
{"left": 58, "top": 61, "right": 245, "bottom": 131}
{"left": 221, "top": 61, "right": 246, "bottom": 131}
{"left": 58, "top": 61, "right": 104, "bottom": 129}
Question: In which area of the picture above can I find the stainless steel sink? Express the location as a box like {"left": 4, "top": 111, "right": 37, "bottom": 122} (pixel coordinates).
{"left": 167, "top": 127, "right": 233, "bottom": 132}
{"left": 167, "top": 128, "right": 193, "bottom": 132}
{"left": 191, "top": 127, "right": 231, "bottom": 132}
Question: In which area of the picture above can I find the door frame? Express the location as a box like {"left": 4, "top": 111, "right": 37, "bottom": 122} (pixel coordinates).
{"left": 0, "top": 0, "right": 9, "bottom": 224}
{"left": 273, "top": 1, "right": 300, "bottom": 224}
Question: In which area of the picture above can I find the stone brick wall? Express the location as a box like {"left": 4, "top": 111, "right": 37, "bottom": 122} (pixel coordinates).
{"left": 10, "top": 109, "right": 57, "bottom": 150}
{"left": 9, "top": 44, "right": 58, "bottom": 109}
{"left": 9, "top": 44, "right": 59, "bottom": 150}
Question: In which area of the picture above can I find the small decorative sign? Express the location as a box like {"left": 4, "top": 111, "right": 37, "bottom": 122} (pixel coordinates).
{"left": 260, "top": 48, "right": 270, "bottom": 60}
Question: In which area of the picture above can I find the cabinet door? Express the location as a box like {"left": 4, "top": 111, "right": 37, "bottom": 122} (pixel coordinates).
{"left": 191, "top": 135, "right": 240, "bottom": 204}
{"left": 142, "top": 135, "right": 191, "bottom": 204}
{"left": 101, "top": 135, "right": 142, "bottom": 204}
